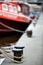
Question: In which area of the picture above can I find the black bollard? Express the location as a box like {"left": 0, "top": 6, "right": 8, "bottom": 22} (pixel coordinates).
{"left": 12, "top": 49, "right": 23, "bottom": 61}
{"left": 14, "top": 46, "right": 25, "bottom": 49}
{"left": 27, "top": 30, "right": 32, "bottom": 37}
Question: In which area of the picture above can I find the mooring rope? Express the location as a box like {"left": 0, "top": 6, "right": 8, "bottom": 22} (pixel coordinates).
{"left": 0, "top": 29, "right": 12, "bottom": 31}
{"left": 0, "top": 22, "right": 27, "bottom": 33}
{"left": 0, "top": 47, "right": 23, "bottom": 63}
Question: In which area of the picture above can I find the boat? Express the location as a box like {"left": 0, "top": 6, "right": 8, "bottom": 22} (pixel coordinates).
{"left": 0, "top": 1, "right": 35, "bottom": 34}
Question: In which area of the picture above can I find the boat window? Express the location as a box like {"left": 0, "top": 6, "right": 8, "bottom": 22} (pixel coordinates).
{"left": 9, "top": 5, "right": 14, "bottom": 12}
{"left": 2, "top": 4, "right": 8, "bottom": 11}
{"left": 13, "top": 6, "right": 17, "bottom": 13}
{"left": 22, "top": 5, "right": 29, "bottom": 16}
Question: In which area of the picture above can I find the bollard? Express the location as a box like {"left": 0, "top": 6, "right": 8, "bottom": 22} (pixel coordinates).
{"left": 27, "top": 30, "right": 32, "bottom": 37}
{"left": 12, "top": 49, "right": 23, "bottom": 61}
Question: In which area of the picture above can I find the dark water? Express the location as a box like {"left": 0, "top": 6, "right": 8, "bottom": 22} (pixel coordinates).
{"left": 0, "top": 32, "right": 22, "bottom": 46}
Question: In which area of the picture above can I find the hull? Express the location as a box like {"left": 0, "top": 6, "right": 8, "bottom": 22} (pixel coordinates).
{"left": 0, "top": 18, "right": 31, "bottom": 35}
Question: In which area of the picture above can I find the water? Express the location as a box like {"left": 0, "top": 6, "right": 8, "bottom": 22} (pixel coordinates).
{"left": 0, "top": 32, "right": 22, "bottom": 46}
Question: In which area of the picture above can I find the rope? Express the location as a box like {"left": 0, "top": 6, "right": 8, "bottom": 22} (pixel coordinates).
{"left": 0, "top": 22, "right": 27, "bottom": 33}
{"left": 0, "top": 47, "right": 23, "bottom": 63}
{"left": 0, "top": 29, "right": 12, "bottom": 31}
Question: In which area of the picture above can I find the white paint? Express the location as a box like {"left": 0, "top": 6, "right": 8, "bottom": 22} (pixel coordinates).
{"left": 17, "top": 5, "right": 21, "bottom": 12}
